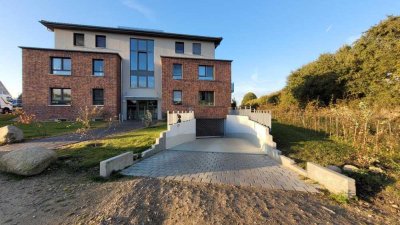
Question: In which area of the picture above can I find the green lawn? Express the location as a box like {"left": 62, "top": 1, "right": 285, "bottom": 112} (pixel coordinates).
{"left": 0, "top": 114, "right": 106, "bottom": 140}
{"left": 57, "top": 123, "right": 167, "bottom": 169}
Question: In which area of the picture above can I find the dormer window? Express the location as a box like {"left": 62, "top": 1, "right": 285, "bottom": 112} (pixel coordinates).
{"left": 175, "top": 42, "right": 184, "bottom": 54}
{"left": 73, "top": 33, "right": 84, "bottom": 46}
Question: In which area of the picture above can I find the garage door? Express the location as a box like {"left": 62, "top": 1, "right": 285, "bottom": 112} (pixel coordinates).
{"left": 196, "top": 119, "right": 225, "bottom": 137}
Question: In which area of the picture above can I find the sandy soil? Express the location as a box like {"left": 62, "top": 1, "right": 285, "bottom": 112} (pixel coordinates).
{"left": 1, "top": 166, "right": 397, "bottom": 225}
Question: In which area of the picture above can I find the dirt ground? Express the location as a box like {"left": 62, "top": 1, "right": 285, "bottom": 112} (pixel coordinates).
{"left": 1, "top": 167, "right": 398, "bottom": 225}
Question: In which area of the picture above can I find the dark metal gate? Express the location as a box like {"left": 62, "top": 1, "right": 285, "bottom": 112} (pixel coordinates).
{"left": 196, "top": 119, "right": 225, "bottom": 137}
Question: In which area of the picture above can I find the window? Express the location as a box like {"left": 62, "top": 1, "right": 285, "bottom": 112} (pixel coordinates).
{"left": 193, "top": 43, "right": 201, "bottom": 55}
{"left": 51, "top": 57, "right": 71, "bottom": 75}
{"left": 50, "top": 88, "right": 71, "bottom": 105}
{"left": 199, "top": 91, "right": 214, "bottom": 106}
{"left": 173, "top": 90, "right": 182, "bottom": 105}
{"left": 175, "top": 42, "right": 184, "bottom": 54}
{"left": 93, "top": 89, "right": 104, "bottom": 105}
{"left": 93, "top": 59, "right": 104, "bottom": 76}
{"left": 198, "top": 65, "right": 214, "bottom": 80}
{"left": 173, "top": 64, "right": 182, "bottom": 80}
{"left": 130, "top": 38, "right": 155, "bottom": 88}
{"left": 96, "top": 35, "right": 106, "bottom": 48}
{"left": 73, "top": 33, "right": 84, "bottom": 46}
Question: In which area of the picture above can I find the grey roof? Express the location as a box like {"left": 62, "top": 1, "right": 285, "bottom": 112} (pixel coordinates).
{"left": 40, "top": 20, "right": 223, "bottom": 48}
{"left": 0, "top": 81, "right": 10, "bottom": 95}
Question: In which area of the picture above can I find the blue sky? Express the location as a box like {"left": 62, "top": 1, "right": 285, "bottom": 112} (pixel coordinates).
{"left": 1, "top": 0, "right": 399, "bottom": 103}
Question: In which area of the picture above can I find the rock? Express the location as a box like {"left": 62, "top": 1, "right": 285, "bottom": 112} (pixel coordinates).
{"left": 369, "top": 166, "right": 384, "bottom": 173}
{"left": 327, "top": 165, "right": 342, "bottom": 173}
{"left": 0, "top": 147, "right": 57, "bottom": 176}
{"left": 392, "top": 204, "right": 399, "bottom": 209}
{"left": 343, "top": 165, "right": 359, "bottom": 172}
{"left": 0, "top": 125, "right": 24, "bottom": 145}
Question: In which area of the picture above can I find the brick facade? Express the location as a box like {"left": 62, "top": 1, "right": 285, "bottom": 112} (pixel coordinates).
{"left": 22, "top": 48, "right": 121, "bottom": 120}
{"left": 161, "top": 56, "right": 231, "bottom": 119}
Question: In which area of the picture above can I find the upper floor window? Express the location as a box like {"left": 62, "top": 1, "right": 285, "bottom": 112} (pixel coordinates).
{"left": 96, "top": 35, "right": 106, "bottom": 48}
{"left": 93, "top": 59, "right": 104, "bottom": 76}
{"left": 73, "top": 33, "right": 84, "bottom": 46}
{"left": 193, "top": 43, "right": 201, "bottom": 55}
{"left": 175, "top": 42, "right": 184, "bottom": 54}
{"left": 130, "top": 38, "right": 154, "bottom": 88}
{"left": 93, "top": 89, "right": 104, "bottom": 105}
{"left": 173, "top": 64, "right": 182, "bottom": 80}
{"left": 199, "top": 91, "right": 214, "bottom": 106}
{"left": 51, "top": 57, "right": 71, "bottom": 75}
{"left": 198, "top": 65, "right": 214, "bottom": 80}
{"left": 50, "top": 88, "right": 71, "bottom": 105}
{"left": 173, "top": 90, "right": 182, "bottom": 105}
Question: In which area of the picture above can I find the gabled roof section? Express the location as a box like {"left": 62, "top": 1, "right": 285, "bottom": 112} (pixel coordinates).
{"left": 40, "top": 20, "right": 223, "bottom": 48}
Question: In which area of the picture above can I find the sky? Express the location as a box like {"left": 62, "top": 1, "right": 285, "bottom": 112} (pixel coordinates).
{"left": 0, "top": 0, "right": 399, "bottom": 103}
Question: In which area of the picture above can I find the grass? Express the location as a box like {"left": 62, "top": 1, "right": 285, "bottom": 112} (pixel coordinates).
{"left": 57, "top": 123, "right": 167, "bottom": 170}
{"left": 271, "top": 119, "right": 399, "bottom": 201}
{"left": 0, "top": 114, "right": 106, "bottom": 140}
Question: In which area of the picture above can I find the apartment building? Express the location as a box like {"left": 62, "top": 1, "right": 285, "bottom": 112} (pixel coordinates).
{"left": 21, "top": 20, "right": 232, "bottom": 125}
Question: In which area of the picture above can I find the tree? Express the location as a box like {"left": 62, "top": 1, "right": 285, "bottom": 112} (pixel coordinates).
{"left": 241, "top": 92, "right": 257, "bottom": 106}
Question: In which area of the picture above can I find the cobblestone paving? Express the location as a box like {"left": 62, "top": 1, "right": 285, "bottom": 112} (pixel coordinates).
{"left": 122, "top": 150, "right": 318, "bottom": 193}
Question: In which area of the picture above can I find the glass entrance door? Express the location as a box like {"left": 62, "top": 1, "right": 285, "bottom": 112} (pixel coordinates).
{"left": 127, "top": 100, "right": 157, "bottom": 120}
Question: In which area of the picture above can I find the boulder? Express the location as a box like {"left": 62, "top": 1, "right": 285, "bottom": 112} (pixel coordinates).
{"left": 326, "top": 165, "right": 342, "bottom": 173}
{"left": 0, "top": 147, "right": 57, "bottom": 176}
{"left": 343, "top": 165, "right": 359, "bottom": 172}
{"left": 0, "top": 125, "right": 24, "bottom": 145}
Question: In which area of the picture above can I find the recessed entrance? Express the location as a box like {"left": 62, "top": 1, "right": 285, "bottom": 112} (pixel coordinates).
{"left": 127, "top": 100, "right": 157, "bottom": 120}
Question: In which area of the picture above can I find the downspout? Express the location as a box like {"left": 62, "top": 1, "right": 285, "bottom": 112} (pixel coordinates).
{"left": 120, "top": 58, "right": 123, "bottom": 123}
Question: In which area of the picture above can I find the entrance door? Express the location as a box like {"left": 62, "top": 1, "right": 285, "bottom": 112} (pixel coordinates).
{"left": 127, "top": 100, "right": 158, "bottom": 120}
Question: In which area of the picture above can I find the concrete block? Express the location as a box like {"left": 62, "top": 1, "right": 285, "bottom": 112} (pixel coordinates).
{"left": 307, "top": 162, "right": 356, "bottom": 197}
{"left": 286, "top": 164, "right": 308, "bottom": 177}
{"left": 100, "top": 152, "right": 133, "bottom": 177}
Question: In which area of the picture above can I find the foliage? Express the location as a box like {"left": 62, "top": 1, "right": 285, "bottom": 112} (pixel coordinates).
{"left": 241, "top": 92, "right": 257, "bottom": 106}
{"left": 57, "top": 124, "right": 167, "bottom": 169}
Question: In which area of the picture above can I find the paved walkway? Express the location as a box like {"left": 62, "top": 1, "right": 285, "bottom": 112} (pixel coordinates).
{"left": 122, "top": 149, "right": 318, "bottom": 193}
{"left": 0, "top": 121, "right": 143, "bottom": 156}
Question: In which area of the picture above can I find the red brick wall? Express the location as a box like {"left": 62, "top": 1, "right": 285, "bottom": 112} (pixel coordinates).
{"left": 161, "top": 57, "right": 231, "bottom": 119}
{"left": 22, "top": 48, "right": 121, "bottom": 120}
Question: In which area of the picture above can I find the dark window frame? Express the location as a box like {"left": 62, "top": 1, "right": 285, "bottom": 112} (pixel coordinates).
{"left": 92, "top": 88, "right": 104, "bottom": 106}
{"left": 198, "top": 65, "right": 214, "bottom": 80}
{"left": 92, "top": 59, "right": 104, "bottom": 76}
{"left": 175, "top": 42, "right": 184, "bottom": 54}
{"left": 199, "top": 91, "right": 215, "bottom": 106}
{"left": 51, "top": 57, "right": 71, "bottom": 75}
{"left": 173, "top": 90, "right": 182, "bottom": 105}
{"left": 50, "top": 88, "right": 71, "bottom": 105}
{"left": 73, "top": 33, "right": 84, "bottom": 46}
{"left": 95, "top": 35, "right": 106, "bottom": 48}
{"left": 130, "top": 38, "right": 155, "bottom": 89}
{"left": 193, "top": 43, "right": 201, "bottom": 55}
{"left": 173, "top": 63, "right": 183, "bottom": 80}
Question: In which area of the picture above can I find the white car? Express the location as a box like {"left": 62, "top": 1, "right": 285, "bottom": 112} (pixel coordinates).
{"left": 0, "top": 94, "right": 13, "bottom": 114}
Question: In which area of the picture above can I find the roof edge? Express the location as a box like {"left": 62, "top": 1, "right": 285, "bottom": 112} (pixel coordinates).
{"left": 19, "top": 46, "right": 122, "bottom": 58}
{"left": 160, "top": 56, "right": 233, "bottom": 62}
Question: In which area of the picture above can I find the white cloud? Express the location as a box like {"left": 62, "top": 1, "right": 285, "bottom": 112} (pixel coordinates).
{"left": 325, "top": 25, "right": 332, "bottom": 32}
{"left": 121, "top": 0, "right": 156, "bottom": 22}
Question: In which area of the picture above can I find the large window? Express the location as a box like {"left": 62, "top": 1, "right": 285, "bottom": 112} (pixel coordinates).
{"left": 198, "top": 65, "right": 214, "bottom": 80}
{"left": 175, "top": 42, "right": 184, "bottom": 54}
{"left": 130, "top": 38, "right": 154, "bottom": 88}
{"left": 73, "top": 33, "right": 84, "bottom": 46}
{"left": 51, "top": 57, "right": 71, "bottom": 75}
{"left": 50, "top": 88, "right": 71, "bottom": 105}
{"left": 93, "top": 59, "right": 104, "bottom": 76}
{"left": 96, "top": 35, "right": 106, "bottom": 48}
{"left": 199, "top": 91, "right": 214, "bottom": 106}
{"left": 173, "top": 64, "right": 182, "bottom": 80}
{"left": 173, "top": 90, "right": 182, "bottom": 105}
{"left": 193, "top": 43, "right": 201, "bottom": 55}
{"left": 93, "top": 89, "right": 104, "bottom": 105}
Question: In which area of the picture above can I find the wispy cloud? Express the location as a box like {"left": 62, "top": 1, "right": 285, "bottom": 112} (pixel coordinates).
{"left": 121, "top": 0, "right": 156, "bottom": 22}
{"left": 325, "top": 25, "right": 332, "bottom": 32}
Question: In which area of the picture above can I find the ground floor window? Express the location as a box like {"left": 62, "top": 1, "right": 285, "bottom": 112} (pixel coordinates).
{"left": 50, "top": 88, "right": 71, "bottom": 105}
{"left": 173, "top": 90, "right": 182, "bottom": 105}
{"left": 199, "top": 91, "right": 214, "bottom": 106}
{"left": 93, "top": 89, "right": 104, "bottom": 105}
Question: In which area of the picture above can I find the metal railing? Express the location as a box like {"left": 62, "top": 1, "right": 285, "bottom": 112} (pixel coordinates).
{"left": 229, "top": 107, "right": 272, "bottom": 129}
{"left": 167, "top": 110, "right": 195, "bottom": 125}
